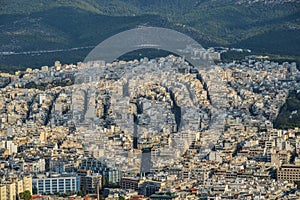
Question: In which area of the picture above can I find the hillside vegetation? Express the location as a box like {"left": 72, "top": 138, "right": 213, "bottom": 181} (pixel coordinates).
{"left": 0, "top": 0, "right": 299, "bottom": 69}
{"left": 274, "top": 90, "right": 300, "bottom": 129}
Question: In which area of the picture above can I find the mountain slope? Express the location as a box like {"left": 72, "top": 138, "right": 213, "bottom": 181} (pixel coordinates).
{"left": 0, "top": 0, "right": 141, "bottom": 15}
{"left": 0, "top": 0, "right": 299, "bottom": 70}
{"left": 0, "top": 7, "right": 172, "bottom": 70}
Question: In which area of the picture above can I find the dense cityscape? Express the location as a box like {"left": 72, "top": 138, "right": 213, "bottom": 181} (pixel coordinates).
{"left": 0, "top": 50, "right": 299, "bottom": 199}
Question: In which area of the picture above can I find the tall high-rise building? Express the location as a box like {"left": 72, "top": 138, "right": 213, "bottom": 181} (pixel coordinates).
{"left": 7, "top": 182, "right": 16, "bottom": 200}
{"left": 23, "top": 176, "right": 32, "bottom": 194}
{"left": 0, "top": 175, "right": 32, "bottom": 200}
{"left": 103, "top": 169, "right": 120, "bottom": 187}
{"left": 0, "top": 185, "right": 7, "bottom": 200}
{"left": 85, "top": 174, "right": 102, "bottom": 194}
{"left": 141, "top": 147, "right": 152, "bottom": 175}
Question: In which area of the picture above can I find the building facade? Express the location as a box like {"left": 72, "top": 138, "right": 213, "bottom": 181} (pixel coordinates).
{"left": 277, "top": 164, "right": 300, "bottom": 182}
{"left": 32, "top": 174, "right": 80, "bottom": 195}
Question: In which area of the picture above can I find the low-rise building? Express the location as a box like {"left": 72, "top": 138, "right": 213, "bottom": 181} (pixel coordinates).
{"left": 32, "top": 173, "right": 80, "bottom": 195}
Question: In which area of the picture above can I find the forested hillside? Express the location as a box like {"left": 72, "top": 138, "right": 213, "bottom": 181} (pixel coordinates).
{"left": 0, "top": 0, "right": 299, "bottom": 69}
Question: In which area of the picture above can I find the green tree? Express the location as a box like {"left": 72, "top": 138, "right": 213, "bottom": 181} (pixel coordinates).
{"left": 19, "top": 190, "right": 32, "bottom": 200}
